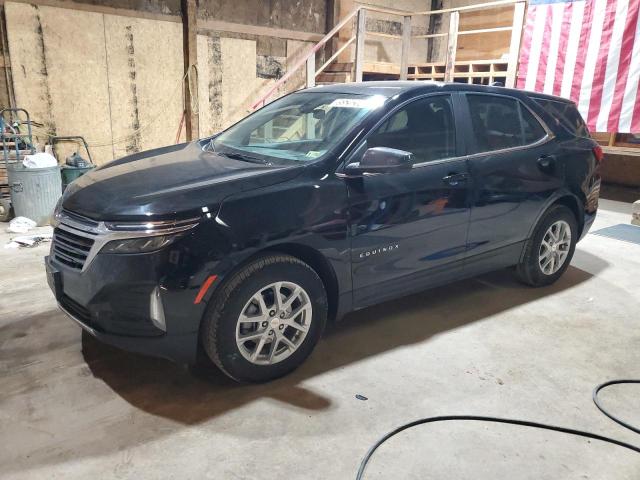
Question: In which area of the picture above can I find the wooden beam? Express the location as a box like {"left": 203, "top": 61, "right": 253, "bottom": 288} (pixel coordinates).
{"left": 444, "top": 12, "right": 459, "bottom": 82}
{"left": 306, "top": 54, "right": 315, "bottom": 88}
{"left": 400, "top": 16, "right": 412, "bottom": 81}
{"left": 354, "top": 8, "right": 366, "bottom": 82}
{"left": 197, "top": 19, "right": 323, "bottom": 43}
{"left": 506, "top": 2, "right": 525, "bottom": 88}
{"left": 182, "top": 0, "right": 198, "bottom": 140}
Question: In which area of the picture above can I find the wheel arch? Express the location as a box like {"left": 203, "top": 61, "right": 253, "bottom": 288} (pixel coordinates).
{"left": 527, "top": 192, "right": 584, "bottom": 240}
{"left": 551, "top": 194, "right": 584, "bottom": 237}
{"left": 205, "top": 243, "right": 341, "bottom": 323}
{"left": 259, "top": 243, "right": 340, "bottom": 322}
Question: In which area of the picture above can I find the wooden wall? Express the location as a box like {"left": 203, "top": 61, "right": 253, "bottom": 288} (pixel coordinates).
{"left": 5, "top": 2, "right": 184, "bottom": 164}
{"left": 3, "top": 1, "right": 319, "bottom": 165}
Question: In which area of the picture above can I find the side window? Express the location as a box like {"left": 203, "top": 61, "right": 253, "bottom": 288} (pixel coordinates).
{"left": 532, "top": 97, "right": 589, "bottom": 138}
{"left": 466, "top": 94, "right": 546, "bottom": 154}
{"left": 366, "top": 95, "right": 456, "bottom": 163}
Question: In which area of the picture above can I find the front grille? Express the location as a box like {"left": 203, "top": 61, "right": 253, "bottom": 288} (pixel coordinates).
{"left": 52, "top": 210, "right": 99, "bottom": 270}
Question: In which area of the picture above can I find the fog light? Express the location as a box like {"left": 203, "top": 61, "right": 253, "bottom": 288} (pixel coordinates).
{"left": 149, "top": 287, "right": 166, "bottom": 332}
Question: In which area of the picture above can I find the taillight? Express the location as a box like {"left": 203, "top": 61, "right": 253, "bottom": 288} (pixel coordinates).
{"left": 593, "top": 144, "right": 604, "bottom": 162}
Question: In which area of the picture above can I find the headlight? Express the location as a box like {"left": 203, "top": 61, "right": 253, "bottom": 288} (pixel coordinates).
{"left": 51, "top": 197, "right": 63, "bottom": 227}
{"left": 102, "top": 233, "right": 184, "bottom": 254}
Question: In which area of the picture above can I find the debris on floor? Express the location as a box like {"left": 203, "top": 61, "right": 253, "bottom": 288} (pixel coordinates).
{"left": 7, "top": 216, "right": 37, "bottom": 234}
{"left": 5, "top": 231, "right": 52, "bottom": 249}
{"left": 355, "top": 394, "right": 368, "bottom": 401}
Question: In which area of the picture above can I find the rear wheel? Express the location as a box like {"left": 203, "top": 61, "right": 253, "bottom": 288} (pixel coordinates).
{"left": 516, "top": 205, "right": 578, "bottom": 287}
{"left": 201, "top": 254, "right": 327, "bottom": 383}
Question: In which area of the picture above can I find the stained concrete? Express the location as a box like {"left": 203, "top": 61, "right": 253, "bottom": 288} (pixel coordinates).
{"left": 0, "top": 198, "right": 639, "bottom": 479}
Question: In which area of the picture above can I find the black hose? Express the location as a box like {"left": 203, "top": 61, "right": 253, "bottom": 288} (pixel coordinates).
{"left": 356, "top": 381, "right": 640, "bottom": 480}
{"left": 593, "top": 380, "right": 640, "bottom": 434}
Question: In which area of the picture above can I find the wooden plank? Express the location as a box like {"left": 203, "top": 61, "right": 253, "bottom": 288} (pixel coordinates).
{"left": 399, "top": 15, "right": 411, "bottom": 81}
{"left": 412, "top": 0, "right": 521, "bottom": 16}
{"left": 306, "top": 53, "right": 315, "bottom": 88}
{"left": 3, "top": 0, "right": 181, "bottom": 23}
{"left": 366, "top": 31, "right": 402, "bottom": 39}
{"left": 197, "top": 19, "right": 323, "bottom": 43}
{"left": 602, "top": 146, "right": 640, "bottom": 156}
{"left": 444, "top": 12, "right": 459, "bottom": 82}
{"left": 104, "top": 14, "right": 184, "bottom": 159}
{"left": 363, "top": 62, "right": 400, "bottom": 75}
{"left": 458, "top": 26, "right": 512, "bottom": 35}
{"left": 354, "top": 8, "right": 366, "bottom": 82}
{"left": 182, "top": 0, "right": 198, "bottom": 140}
{"left": 506, "top": 2, "right": 525, "bottom": 88}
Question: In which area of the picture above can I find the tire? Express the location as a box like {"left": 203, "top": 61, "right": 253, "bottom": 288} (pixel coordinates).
{"left": 0, "top": 199, "right": 12, "bottom": 222}
{"left": 516, "top": 205, "right": 578, "bottom": 287}
{"left": 201, "top": 254, "right": 327, "bottom": 383}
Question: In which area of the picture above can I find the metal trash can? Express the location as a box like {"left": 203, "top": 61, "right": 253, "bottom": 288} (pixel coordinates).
{"left": 7, "top": 163, "right": 62, "bottom": 226}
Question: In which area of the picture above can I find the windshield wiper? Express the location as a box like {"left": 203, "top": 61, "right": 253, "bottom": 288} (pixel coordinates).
{"left": 219, "top": 151, "right": 270, "bottom": 164}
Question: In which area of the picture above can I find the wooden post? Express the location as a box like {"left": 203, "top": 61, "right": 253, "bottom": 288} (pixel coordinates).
{"left": 354, "top": 8, "right": 366, "bottom": 82}
{"left": 400, "top": 15, "right": 412, "bottom": 81}
{"left": 444, "top": 11, "right": 459, "bottom": 82}
{"left": 306, "top": 54, "right": 316, "bottom": 88}
{"left": 506, "top": 1, "right": 526, "bottom": 88}
{"left": 182, "top": 0, "right": 199, "bottom": 140}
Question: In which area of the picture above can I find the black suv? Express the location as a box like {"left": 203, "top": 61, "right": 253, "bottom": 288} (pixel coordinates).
{"left": 46, "top": 82, "right": 601, "bottom": 382}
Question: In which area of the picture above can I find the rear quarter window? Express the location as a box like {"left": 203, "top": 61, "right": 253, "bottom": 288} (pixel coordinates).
{"left": 531, "top": 97, "right": 590, "bottom": 138}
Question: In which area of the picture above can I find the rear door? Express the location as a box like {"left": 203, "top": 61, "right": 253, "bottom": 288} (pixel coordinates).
{"left": 459, "top": 93, "right": 564, "bottom": 275}
{"left": 345, "top": 93, "right": 472, "bottom": 308}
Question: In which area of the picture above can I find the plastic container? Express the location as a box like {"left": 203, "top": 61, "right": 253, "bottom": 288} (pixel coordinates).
{"left": 7, "top": 163, "right": 62, "bottom": 226}
{"left": 61, "top": 164, "right": 94, "bottom": 190}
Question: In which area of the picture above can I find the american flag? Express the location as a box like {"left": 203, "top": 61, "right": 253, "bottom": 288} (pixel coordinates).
{"left": 517, "top": 0, "right": 640, "bottom": 133}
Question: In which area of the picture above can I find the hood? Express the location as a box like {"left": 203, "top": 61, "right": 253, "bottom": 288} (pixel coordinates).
{"left": 62, "top": 141, "right": 304, "bottom": 220}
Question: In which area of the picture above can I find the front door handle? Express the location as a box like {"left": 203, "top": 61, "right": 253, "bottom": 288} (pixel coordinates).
{"left": 537, "top": 155, "right": 556, "bottom": 172}
{"left": 442, "top": 173, "right": 469, "bottom": 186}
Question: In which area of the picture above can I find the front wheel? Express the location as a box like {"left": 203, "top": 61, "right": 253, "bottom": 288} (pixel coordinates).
{"left": 516, "top": 205, "right": 578, "bottom": 287}
{"left": 200, "top": 254, "right": 327, "bottom": 383}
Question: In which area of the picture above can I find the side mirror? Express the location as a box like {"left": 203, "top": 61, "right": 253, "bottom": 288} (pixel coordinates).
{"left": 345, "top": 147, "right": 414, "bottom": 175}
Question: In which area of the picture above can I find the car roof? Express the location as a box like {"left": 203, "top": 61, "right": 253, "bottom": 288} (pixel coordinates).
{"left": 302, "top": 81, "right": 573, "bottom": 104}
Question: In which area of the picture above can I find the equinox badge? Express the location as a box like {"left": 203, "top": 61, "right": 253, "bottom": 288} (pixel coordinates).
{"left": 359, "top": 244, "right": 400, "bottom": 259}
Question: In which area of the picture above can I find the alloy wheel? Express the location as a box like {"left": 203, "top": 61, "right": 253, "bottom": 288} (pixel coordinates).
{"left": 235, "top": 281, "right": 312, "bottom": 365}
{"left": 538, "top": 220, "right": 571, "bottom": 275}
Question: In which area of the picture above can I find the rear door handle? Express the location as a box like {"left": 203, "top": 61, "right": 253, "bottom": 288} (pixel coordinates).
{"left": 442, "top": 173, "right": 469, "bottom": 186}
{"left": 537, "top": 155, "right": 556, "bottom": 172}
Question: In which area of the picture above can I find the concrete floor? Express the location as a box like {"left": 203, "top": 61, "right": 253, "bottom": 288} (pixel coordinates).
{"left": 1, "top": 198, "right": 639, "bottom": 480}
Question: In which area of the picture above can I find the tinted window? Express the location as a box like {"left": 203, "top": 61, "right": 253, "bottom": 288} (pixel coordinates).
{"left": 467, "top": 95, "right": 546, "bottom": 154}
{"left": 366, "top": 95, "right": 456, "bottom": 163}
{"left": 532, "top": 97, "right": 589, "bottom": 138}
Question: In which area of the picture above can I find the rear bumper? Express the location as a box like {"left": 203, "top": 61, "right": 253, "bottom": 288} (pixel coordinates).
{"left": 580, "top": 210, "right": 597, "bottom": 241}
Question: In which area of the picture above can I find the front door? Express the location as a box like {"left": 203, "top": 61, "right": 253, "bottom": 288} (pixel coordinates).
{"left": 345, "top": 94, "right": 471, "bottom": 308}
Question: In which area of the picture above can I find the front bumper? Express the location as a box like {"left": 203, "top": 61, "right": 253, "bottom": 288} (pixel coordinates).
{"left": 46, "top": 250, "right": 204, "bottom": 364}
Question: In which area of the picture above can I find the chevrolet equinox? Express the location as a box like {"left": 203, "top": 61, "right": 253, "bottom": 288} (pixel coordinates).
{"left": 46, "top": 82, "right": 601, "bottom": 382}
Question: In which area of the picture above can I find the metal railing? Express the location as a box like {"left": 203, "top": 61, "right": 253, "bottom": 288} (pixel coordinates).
{"left": 250, "top": 0, "right": 526, "bottom": 110}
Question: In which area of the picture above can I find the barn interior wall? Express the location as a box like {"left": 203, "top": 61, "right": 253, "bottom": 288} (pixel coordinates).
{"left": 2, "top": 0, "right": 325, "bottom": 165}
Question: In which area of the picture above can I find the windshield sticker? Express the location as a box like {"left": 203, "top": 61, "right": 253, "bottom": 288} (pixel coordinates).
{"left": 305, "top": 151, "right": 323, "bottom": 158}
{"left": 329, "top": 96, "right": 385, "bottom": 110}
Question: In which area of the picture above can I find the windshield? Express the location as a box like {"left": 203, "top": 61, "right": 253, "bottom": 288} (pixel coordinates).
{"left": 207, "top": 92, "right": 386, "bottom": 163}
